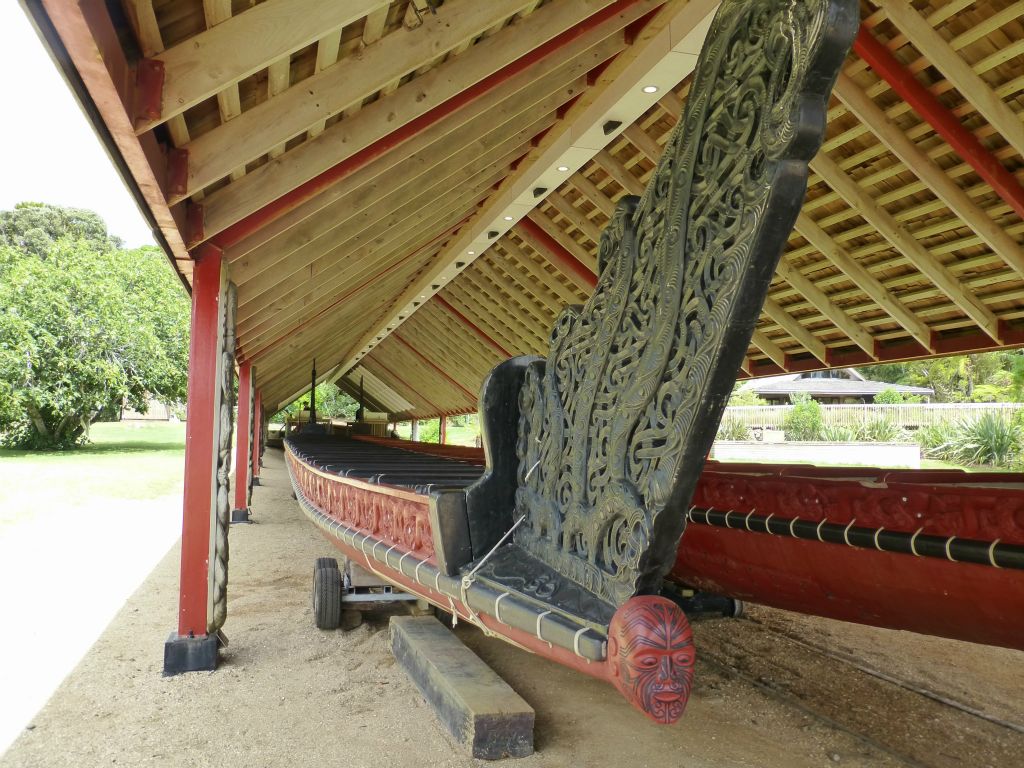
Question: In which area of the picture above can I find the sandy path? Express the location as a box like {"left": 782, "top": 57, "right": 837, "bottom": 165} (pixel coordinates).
{"left": 2, "top": 448, "right": 1020, "bottom": 767}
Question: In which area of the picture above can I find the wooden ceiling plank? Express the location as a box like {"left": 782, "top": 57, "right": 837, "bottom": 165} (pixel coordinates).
{"left": 794, "top": 212, "right": 934, "bottom": 352}
{"left": 569, "top": 173, "right": 617, "bottom": 219}
{"left": 234, "top": 140, "right": 529, "bottom": 301}
{"left": 180, "top": 0, "right": 567, "bottom": 198}
{"left": 229, "top": 103, "right": 562, "bottom": 286}
{"left": 871, "top": 0, "right": 1024, "bottom": 163}
{"left": 474, "top": 257, "right": 559, "bottom": 322}
{"left": 593, "top": 149, "right": 645, "bottom": 196}
{"left": 306, "top": 30, "right": 344, "bottom": 139}
{"left": 834, "top": 76, "right": 1024, "bottom": 282}
{"left": 546, "top": 191, "right": 604, "bottom": 246}
{"left": 761, "top": 299, "right": 828, "bottom": 364}
{"left": 222, "top": 62, "right": 589, "bottom": 265}
{"left": 498, "top": 239, "right": 584, "bottom": 306}
{"left": 810, "top": 152, "right": 1004, "bottom": 343}
{"left": 200, "top": 31, "right": 622, "bottom": 242}
{"left": 773, "top": 260, "right": 877, "bottom": 358}
{"left": 442, "top": 288, "right": 525, "bottom": 356}
{"left": 750, "top": 330, "right": 788, "bottom": 371}
{"left": 138, "top": 0, "right": 388, "bottom": 133}
{"left": 622, "top": 123, "right": 663, "bottom": 164}
{"left": 239, "top": 206, "right": 478, "bottom": 348}
{"left": 521, "top": 213, "right": 598, "bottom": 276}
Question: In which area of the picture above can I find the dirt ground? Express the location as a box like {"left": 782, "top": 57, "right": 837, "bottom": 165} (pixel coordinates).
{"left": 3, "top": 448, "right": 1021, "bottom": 768}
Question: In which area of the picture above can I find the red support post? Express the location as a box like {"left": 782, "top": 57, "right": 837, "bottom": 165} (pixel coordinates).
{"left": 853, "top": 25, "right": 1024, "bottom": 222}
{"left": 164, "top": 245, "right": 224, "bottom": 674}
{"left": 439, "top": 416, "right": 448, "bottom": 446}
{"left": 233, "top": 360, "right": 252, "bottom": 514}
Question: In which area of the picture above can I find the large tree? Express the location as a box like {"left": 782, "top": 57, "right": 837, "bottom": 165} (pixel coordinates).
{"left": 0, "top": 204, "right": 188, "bottom": 448}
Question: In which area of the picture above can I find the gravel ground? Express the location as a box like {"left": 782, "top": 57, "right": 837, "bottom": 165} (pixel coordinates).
{"left": 2, "top": 448, "right": 1020, "bottom": 768}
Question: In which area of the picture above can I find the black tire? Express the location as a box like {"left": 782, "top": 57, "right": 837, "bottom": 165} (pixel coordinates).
{"left": 314, "top": 556, "right": 339, "bottom": 572}
{"left": 313, "top": 566, "right": 342, "bottom": 630}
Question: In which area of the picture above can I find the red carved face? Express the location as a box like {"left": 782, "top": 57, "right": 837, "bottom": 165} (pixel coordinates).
{"left": 608, "top": 596, "right": 695, "bottom": 724}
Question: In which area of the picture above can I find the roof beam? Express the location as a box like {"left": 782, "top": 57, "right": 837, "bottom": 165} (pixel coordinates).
{"left": 178, "top": 0, "right": 567, "bottom": 200}
{"left": 773, "top": 259, "right": 876, "bottom": 359}
{"left": 793, "top": 212, "right": 934, "bottom": 352}
{"left": 750, "top": 330, "right": 788, "bottom": 371}
{"left": 809, "top": 152, "right": 1004, "bottom": 344}
{"left": 331, "top": 0, "right": 720, "bottom": 378}
{"left": 869, "top": 1, "right": 1024, "bottom": 164}
{"left": 852, "top": 23, "right": 1024, "bottom": 223}
{"left": 516, "top": 217, "right": 598, "bottom": 290}
{"left": 199, "top": 0, "right": 645, "bottom": 244}
{"left": 136, "top": 0, "right": 387, "bottom": 133}
{"left": 434, "top": 297, "right": 512, "bottom": 358}
{"left": 760, "top": 299, "right": 828, "bottom": 364}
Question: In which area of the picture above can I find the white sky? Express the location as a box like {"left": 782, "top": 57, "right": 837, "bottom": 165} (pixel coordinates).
{"left": 0, "top": 4, "right": 154, "bottom": 247}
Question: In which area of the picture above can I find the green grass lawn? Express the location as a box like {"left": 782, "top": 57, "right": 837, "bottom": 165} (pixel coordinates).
{"left": 0, "top": 421, "right": 186, "bottom": 527}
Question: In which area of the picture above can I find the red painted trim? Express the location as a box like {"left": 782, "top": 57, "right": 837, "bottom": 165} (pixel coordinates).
{"left": 747, "top": 324, "right": 1024, "bottom": 379}
{"left": 434, "top": 296, "right": 512, "bottom": 357}
{"left": 234, "top": 361, "right": 252, "bottom": 511}
{"left": 167, "top": 149, "right": 189, "bottom": 198}
{"left": 854, "top": 25, "right": 1024, "bottom": 221}
{"left": 252, "top": 389, "right": 262, "bottom": 480}
{"left": 365, "top": 357, "right": 447, "bottom": 416}
{"left": 391, "top": 332, "right": 478, "bottom": 402}
{"left": 516, "top": 217, "right": 598, "bottom": 289}
{"left": 177, "top": 244, "right": 223, "bottom": 637}
{"left": 134, "top": 58, "right": 164, "bottom": 122}
{"left": 211, "top": 0, "right": 651, "bottom": 249}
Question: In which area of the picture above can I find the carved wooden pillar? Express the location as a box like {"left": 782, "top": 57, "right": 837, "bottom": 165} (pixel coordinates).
{"left": 164, "top": 244, "right": 236, "bottom": 674}
{"left": 251, "top": 389, "right": 263, "bottom": 484}
{"left": 439, "top": 416, "right": 447, "bottom": 445}
{"left": 232, "top": 360, "right": 253, "bottom": 523}
{"left": 411, "top": 419, "right": 419, "bottom": 442}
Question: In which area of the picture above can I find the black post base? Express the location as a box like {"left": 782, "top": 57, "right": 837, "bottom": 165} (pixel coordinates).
{"left": 163, "top": 631, "right": 222, "bottom": 675}
{"left": 251, "top": 477, "right": 261, "bottom": 486}
{"left": 230, "top": 507, "right": 252, "bottom": 524}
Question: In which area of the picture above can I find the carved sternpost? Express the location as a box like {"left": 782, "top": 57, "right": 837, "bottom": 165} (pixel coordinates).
{"left": 512, "top": 0, "right": 859, "bottom": 606}
{"left": 208, "top": 281, "right": 237, "bottom": 634}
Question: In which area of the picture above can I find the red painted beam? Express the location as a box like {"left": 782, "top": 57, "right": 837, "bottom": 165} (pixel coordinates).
{"left": 854, "top": 25, "right": 1024, "bottom": 222}
{"left": 177, "top": 244, "right": 223, "bottom": 637}
{"left": 434, "top": 296, "right": 512, "bottom": 357}
{"left": 516, "top": 217, "right": 598, "bottom": 290}
{"left": 392, "top": 332, "right": 478, "bottom": 402}
{"left": 211, "top": 0, "right": 653, "bottom": 250}
{"left": 364, "top": 357, "right": 447, "bottom": 417}
{"left": 233, "top": 360, "right": 252, "bottom": 512}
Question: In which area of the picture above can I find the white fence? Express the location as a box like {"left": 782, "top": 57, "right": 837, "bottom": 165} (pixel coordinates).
{"left": 724, "top": 402, "right": 1024, "bottom": 430}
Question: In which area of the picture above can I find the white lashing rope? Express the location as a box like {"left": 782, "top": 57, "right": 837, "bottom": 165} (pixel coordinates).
{"left": 458, "top": 514, "right": 527, "bottom": 638}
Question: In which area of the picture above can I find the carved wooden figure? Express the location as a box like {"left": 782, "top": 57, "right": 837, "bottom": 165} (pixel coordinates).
{"left": 284, "top": 0, "right": 859, "bottom": 724}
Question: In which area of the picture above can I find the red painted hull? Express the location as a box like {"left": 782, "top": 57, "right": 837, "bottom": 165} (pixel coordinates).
{"left": 356, "top": 437, "right": 1024, "bottom": 650}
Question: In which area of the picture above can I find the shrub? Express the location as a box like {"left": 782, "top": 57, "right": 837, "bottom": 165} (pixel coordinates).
{"left": 728, "top": 388, "right": 768, "bottom": 407}
{"left": 873, "top": 388, "right": 906, "bottom": 405}
{"left": 860, "top": 416, "right": 910, "bottom": 443}
{"left": 821, "top": 424, "right": 858, "bottom": 442}
{"left": 783, "top": 393, "right": 824, "bottom": 441}
{"left": 915, "top": 421, "right": 960, "bottom": 460}
{"left": 950, "top": 413, "right": 1022, "bottom": 468}
{"left": 717, "top": 417, "right": 751, "bottom": 441}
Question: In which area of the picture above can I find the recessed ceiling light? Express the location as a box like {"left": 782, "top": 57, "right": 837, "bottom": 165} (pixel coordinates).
{"left": 503, "top": 216, "right": 514, "bottom": 221}
{"left": 557, "top": 165, "right": 570, "bottom": 172}
{"left": 467, "top": 251, "right": 475, "bottom": 256}
{"left": 642, "top": 85, "right": 659, "bottom": 94}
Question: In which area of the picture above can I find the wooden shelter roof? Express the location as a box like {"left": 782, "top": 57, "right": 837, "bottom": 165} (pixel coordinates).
{"left": 24, "top": 0, "right": 1024, "bottom": 420}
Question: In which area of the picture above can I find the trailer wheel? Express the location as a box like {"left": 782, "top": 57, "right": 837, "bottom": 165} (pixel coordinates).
{"left": 314, "top": 556, "right": 339, "bottom": 572}
{"left": 313, "top": 565, "right": 342, "bottom": 630}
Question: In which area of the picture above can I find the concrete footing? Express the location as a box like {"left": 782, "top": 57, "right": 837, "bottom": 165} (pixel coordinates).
{"left": 230, "top": 507, "right": 252, "bottom": 524}
{"left": 162, "top": 631, "right": 220, "bottom": 676}
{"left": 390, "top": 616, "right": 534, "bottom": 760}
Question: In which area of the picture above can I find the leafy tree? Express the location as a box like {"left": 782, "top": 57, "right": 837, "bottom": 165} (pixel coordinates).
{"left": 0, "top": 206, "right": 187, "bottom": 448}
{"left": 873, "top": 387, "right": 907, "bottom": 405}
{"left": 0, "top": 201, "right": 120, "bottom": 256}
{"left": 728, "top": 387, "right": 768, "bottom": 406}
{"left": 273, "top": 382, "right": 359, "bottom": 422}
